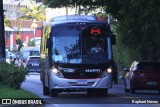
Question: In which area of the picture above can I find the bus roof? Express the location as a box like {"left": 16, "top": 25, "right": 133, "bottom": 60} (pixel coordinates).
{"left": 21, "top": 46, "right": 40, "bottom": 52}
{"left": 43, "top": 15, "right": 107, "bottom": 26}
{"left": 44, "top": 19, "right": 107, "bottom": 26}
{"left": 49, "top": 15, "right": 98, "bottom": 22}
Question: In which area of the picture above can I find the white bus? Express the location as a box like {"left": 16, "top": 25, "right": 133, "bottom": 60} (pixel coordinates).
{"left": 21, "top": 46, "right": 40, "bottom": 61}
{"left": 40, "top": 15, "right": 117, "bottom": 97}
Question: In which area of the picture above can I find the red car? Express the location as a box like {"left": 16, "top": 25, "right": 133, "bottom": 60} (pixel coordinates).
{"left": 124, "top": 61, "right": 160, "bottom": 94}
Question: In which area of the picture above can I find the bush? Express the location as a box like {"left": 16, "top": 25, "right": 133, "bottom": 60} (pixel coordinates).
{"left": 0, "top": 62, "right": 27, "bottom": 89}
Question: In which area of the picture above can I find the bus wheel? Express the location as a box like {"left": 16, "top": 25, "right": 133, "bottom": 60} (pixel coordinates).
{"left": 95, "top": 89, "right": 108, "bottom": 97}
{"left": 113, "top": 79, "right": 118, "bottom": 84}
{"left": 125, "top": 89, "right": 130, "bottom": 93}
{"left": 87, "top": 89, "right": 94, "bottom": 97}
{"left": 43, "top": 85, "right": 50, "bottom": 95}
{"left": 50, "top": 89, "right": 58, "bottom": 97}
{"left": 130, "top": 87, "right": 135, "bottom": 94}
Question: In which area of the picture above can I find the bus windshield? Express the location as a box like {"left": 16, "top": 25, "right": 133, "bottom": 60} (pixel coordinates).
{"left": 51, "top": 24, "right": 108, "bottom": 64}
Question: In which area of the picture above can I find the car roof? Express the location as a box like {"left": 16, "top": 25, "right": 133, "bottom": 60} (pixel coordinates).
{"left": 21, "top": 47, "right": 40, "bottom": 51}
{"left": 135, "top": 61, "right": 160, "bottom": 65}
{"left": 27, "top": 56, "right": 40, "bottom": 58}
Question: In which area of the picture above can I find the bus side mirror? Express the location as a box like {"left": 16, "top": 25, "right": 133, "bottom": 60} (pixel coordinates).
{"left": 123, "top": 67, "right": 129, "bottom": 72}
{"left": 46, "top": 38, "right": 50, "bottom": 49}
{"left": 111, "top": 34, "right": 116, "bottom": 45}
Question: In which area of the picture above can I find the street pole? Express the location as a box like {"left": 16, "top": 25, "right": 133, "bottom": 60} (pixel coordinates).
{"left": 33, "top": 19, "right": 36, "bottom": 42}
{"left": 0, "top": 0, "right": 6, "bottom": 62}
{"left": 31, "top": 19, "right": 37, "bottom": 44}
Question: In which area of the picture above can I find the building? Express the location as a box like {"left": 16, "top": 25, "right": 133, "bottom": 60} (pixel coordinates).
{"left": 3, "top": 0, "right": 94, "bottom": 51}
{"left": 3, "top": 0, "right": 43, "bottom": 51}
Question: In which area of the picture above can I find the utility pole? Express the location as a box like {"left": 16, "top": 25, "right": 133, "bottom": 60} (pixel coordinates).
{"left": 31, "top": 19, "right": 37, "bottom": 42}
{"left": 0, "top": 0, "right": 6, "bottom": 62}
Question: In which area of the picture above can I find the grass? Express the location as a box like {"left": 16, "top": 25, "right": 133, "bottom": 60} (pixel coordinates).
{"left": 0, "top": 84, "right": 39, "bottom": 98}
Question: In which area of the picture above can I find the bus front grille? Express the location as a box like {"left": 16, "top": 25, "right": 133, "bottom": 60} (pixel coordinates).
{"left": 63, "top": 72, "right": 101, "bottom": 79}
{"left": 68, "top": 82, "right": 95, "bottom": 86}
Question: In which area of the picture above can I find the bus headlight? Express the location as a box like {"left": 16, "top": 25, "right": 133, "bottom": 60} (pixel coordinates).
{"left": 107, "top": 68, "right": 112, "bottom": 73}
{"left": 51, "top": 67, "right": 64, "bottom": 78}
{"left": 101, "top": 68, "right": 112, "bottom": 77}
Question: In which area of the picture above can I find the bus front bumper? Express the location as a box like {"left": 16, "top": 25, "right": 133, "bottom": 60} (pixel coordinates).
{"left": 49, "top": 73, "right": 112, "bottom": 90}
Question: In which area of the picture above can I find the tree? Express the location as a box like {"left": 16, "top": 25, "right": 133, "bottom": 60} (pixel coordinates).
{"left": 16, "top": 22, "right": 23, "bottom": 52}
{"left": 18, "top": 0, "right": 46, "bottom": 46}
{"left": 44, "top": 0, "right": 106, "bottom": 14}
{"left": 44, "top": 0, "right": 160, "bottom": 67}
{"left": 18, "top": 1, "right": 46, "bottom": 21}
{"left": 106, "top": 0, "right": 160, "bottom": 67}
{"left": 4, "top": 17, "right": 12, "bottom": 27}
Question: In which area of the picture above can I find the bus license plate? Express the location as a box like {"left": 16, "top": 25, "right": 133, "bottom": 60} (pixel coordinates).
{"left": 77, "top": 80, "right": 87, "bottom": 85}
{"left": 32, "top": 63, "right": 39, "bottom": 66}
{"left": 147, "top": 82, "right": 157, "bottom": 85}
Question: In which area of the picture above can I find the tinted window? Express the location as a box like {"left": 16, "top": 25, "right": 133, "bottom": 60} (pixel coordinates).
{"left": 30, "top": 51, "right": 40, "bottom": 56}
{"left": 5, "top": 51, "right": 9, "bottom": 58}
{"left": 28, "top": 60, "right": 40, "bottom": 64}
{"left": 137, "top": 62, "right": 160, "bottom": 71}
{"left": 51, "top": 24, "right": 108, "bottom": 64}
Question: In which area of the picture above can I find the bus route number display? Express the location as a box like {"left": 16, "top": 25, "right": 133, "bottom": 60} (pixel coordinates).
{"left": 90, "top": 27, "right": 101, "bottom": 35}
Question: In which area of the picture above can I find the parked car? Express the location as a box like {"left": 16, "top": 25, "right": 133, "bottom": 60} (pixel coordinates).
{"left": 26, "top": 56, "right": 40, "bottom": 73}
{"left": 5, "top": 49, "right": 15, "bottom": 64}
{"left": 124, "top": 61, "right": 160, "bottom": 94}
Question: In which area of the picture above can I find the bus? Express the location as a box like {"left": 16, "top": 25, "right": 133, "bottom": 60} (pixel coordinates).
{"left": 40, "top": 15, "right": 117, "bottom": 97}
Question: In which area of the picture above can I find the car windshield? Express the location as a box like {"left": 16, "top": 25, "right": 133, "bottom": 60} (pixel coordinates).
{"left": 22, "top": 51, "right": 40, "bottom": 60}
{"left": 137, "top": 62, "right": 160, "bottom": 71}
{"left": 51, "top": 24, "right": 108, "bottom": 64}
{"left": 28, "top": 60, "right": 40, "bottom": 63}
{"left": 29, "top": 57, "right": 40, "bottom": 60}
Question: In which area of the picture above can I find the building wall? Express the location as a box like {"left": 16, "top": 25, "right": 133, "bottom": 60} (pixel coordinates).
{"left": 5, "top": 28, "right": 42, "bottom": 49}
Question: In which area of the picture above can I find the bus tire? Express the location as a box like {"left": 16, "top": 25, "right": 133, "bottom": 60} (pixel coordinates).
{"left": 113, "top": 79, "right": 118, "bottom": 84}
{"left": 87, "top": 89, "right": 94, "bottom": 97}
{"left": 95, "top": 88, "right": 108, "bottom": 97}
{"left": 43, "top": 85, "right": 50, "bottom": 95}
{"left": 50, "top": 89, "right": 58, "bottom": 97}
{"left": 125, "top": 89, "right": 130, "bottom": 93}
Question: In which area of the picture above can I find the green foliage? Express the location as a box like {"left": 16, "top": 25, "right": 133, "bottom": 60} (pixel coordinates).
{"left": 16, "top": 23, "right": 23, "bottom": 52}
{"left": 0, "top": 85, "right": 39, "bottom": 98}
{"left": 4, "top": 17, "right": 12, "bottom": 27}
{"left": 44, "top": 0, "right": 106, "bottom": 14}
{"left": 0, "top": 63, "right": 27, "bottom": 89}
{"left": 41, "top": 25, "right": 50, "bottom": 53}
{"left": 105, "top": 0, "right": 160, "bottom": 68}
{"left": 44, "top": 0, "right": 160, "bottom": 68}
{"left": 18, "top": 1, "right": 45, "bottom": 21}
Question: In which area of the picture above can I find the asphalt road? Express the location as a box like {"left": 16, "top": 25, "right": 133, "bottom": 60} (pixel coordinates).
{"left": 21, "top": 73, "right": 160, "bottom": 107}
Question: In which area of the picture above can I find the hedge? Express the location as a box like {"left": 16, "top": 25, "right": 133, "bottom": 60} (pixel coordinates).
{"left": 0, "top": 62, "right": 27, "bottom": 89}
